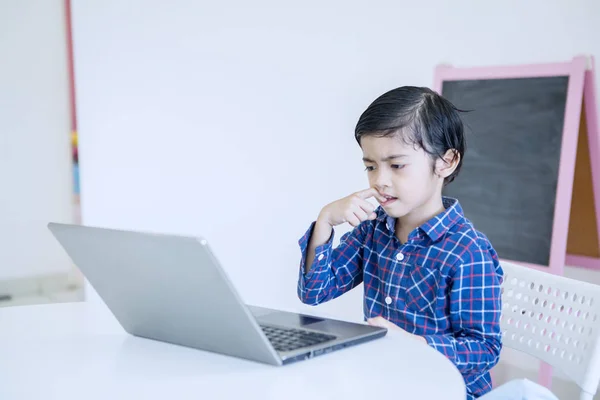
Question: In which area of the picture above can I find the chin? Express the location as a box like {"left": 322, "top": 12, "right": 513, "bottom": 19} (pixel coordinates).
{"left": 382, "top": 203, "right": 409, "bottom": 219}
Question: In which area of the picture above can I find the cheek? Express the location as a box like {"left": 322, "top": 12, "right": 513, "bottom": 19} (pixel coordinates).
{"left": 393, "top": 171, "right": 432, "bottom": 197}
{"left": 366, "top": 175, "right": 375, "bottom": 187}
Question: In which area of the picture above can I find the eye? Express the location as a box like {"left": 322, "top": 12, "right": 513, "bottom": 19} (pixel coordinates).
{"left": 391, "top": 164, "right": 405, "bottom": 169}
{"left": 364, "top": 166, "right": 375, "bottom": 172}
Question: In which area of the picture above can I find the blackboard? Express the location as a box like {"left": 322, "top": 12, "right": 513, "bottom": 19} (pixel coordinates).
{"left": 441, "top": 77, "right": 569, "bottom": 266}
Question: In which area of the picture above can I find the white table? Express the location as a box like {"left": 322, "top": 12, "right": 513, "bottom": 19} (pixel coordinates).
{"left": 0, "top": 302, "right": 466, "bottom": 400}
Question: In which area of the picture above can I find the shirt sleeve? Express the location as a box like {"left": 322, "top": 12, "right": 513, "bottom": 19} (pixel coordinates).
{"left": 422, "top": 244, "right": 503, "bottom": 376}
{"left": 297, "top": 221, "right": 369, "bottom": 305}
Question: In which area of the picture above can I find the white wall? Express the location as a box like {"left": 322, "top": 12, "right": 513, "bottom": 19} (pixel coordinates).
{"left": 0, "top": 1, "right": 75, "bottom": 284}
{"left": 71, "top": 1, "right": 600, "bottom": 395}
{"left": 72, "top": 0, "right": 600, "bottom": 313}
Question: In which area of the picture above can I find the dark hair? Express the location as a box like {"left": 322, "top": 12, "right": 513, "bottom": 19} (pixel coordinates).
{"left": 354, "top": 86, "right": 466, "bottom": 185}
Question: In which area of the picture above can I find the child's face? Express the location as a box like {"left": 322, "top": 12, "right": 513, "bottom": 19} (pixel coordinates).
{"left": 360, "top": 135, "right": 444, "bottom": 221}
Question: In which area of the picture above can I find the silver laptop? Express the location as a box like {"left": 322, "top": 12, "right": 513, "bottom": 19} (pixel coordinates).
{"left": 47, "top": 222, "right": 387, "bottom": 366}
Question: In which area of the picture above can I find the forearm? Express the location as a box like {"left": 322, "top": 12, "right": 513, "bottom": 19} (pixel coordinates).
{"left": 423, "top": 334, "right": 501, "bottom": 375}
{"left": 297, "top": 220, "right": 366, "bottom": 305}
{"left": 304, "top": 216, "right": 333, "bottom": 274}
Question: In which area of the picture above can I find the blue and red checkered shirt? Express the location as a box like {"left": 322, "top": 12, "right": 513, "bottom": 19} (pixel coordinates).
{"left": 297, "top": 197, "right": 503, "bottom": 399}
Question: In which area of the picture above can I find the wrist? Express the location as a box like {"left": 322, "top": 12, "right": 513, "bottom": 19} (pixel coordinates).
{"left": 316, "top": 209, "right": 334, "bottom": 228}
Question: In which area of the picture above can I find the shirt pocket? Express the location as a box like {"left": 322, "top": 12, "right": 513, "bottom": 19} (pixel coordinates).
{"left": 403, "top": 265, "right": 440, "bottom": 315}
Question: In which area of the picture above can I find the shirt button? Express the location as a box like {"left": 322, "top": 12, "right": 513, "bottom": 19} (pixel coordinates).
{"left": 396, "top": 252, "right": 404, "bottom": 261}
{"left": 317, "top": 254, "right": 324, "bottom": 261}
{"left": 385, "top": 296, "right": 392, "bottom": 305}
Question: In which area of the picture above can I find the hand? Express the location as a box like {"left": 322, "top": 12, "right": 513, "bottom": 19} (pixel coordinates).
{"left": 367, "top": 316, "right": 427, "bottom": 344}
{"left": 318, "top": 187, "right": 387, "bottom": 228}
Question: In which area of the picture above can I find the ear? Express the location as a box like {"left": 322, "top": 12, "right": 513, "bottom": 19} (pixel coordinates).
{"left": 435, "top": 149, "right": 460, "bottom": 179}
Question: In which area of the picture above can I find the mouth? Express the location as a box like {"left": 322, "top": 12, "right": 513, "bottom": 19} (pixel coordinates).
{"left": 379, "top": 195, "right": 398, "bottom": 207}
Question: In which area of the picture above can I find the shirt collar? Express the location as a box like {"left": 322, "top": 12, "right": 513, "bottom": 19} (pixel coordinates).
{"left": 381, "top": 197, "right": 465, "bottom": 242}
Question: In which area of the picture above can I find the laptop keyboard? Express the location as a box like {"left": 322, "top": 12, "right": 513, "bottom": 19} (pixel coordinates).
{"left": 260, "top": 325, "right": 336, "bottom": 352}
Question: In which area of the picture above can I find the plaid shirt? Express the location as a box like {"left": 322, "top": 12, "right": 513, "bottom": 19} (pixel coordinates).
{"left": 297, "top": 197, "right": 503, "bottom": 399}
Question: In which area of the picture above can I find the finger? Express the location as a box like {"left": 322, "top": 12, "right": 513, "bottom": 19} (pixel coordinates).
{"left": 355, "top": 187, "right": 379, "bottom": 199}
{"left": 354, "top": 202, "right": 377, "bottom": 221}
{"left": 352, "top": 206, "right": 370, "bottom": 222}
{"left": 355, "top": 187, "right": 387, "bottom": 202}
{"left": 345, "top": 213, "right": 361, "bottom": 227}
{"left": 367, "top": 317, "right": 387, "bottom": 327}
{"left": 357, "top": 199, "right": 376, "bottom": 215}
{"left": 369, "top": 317, "right": 398, "bottom": 330}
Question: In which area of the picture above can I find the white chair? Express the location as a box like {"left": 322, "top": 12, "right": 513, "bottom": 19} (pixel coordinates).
{"left": 500, "top": 261, "right": 600, "bottom": 400}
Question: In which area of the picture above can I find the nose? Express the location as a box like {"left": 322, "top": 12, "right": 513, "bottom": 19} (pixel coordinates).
{"left": 372, "top": 168, "right": 391, "bottom": 191}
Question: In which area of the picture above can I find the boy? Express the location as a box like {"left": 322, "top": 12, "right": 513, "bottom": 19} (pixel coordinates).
{"left": 297, "top": 86, "right": 504, "bottom": 399}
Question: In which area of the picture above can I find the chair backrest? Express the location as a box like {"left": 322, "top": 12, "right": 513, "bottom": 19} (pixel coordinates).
{"left": 500, "top": 261, "right": 600, "bottom": 399}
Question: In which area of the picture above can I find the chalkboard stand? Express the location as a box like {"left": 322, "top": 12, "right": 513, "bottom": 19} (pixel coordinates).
{"left": 433, "top": 55, "right": 599, "bottom": 391}
{"left": 565, "top": 58, "right": 600, "bottom": 271}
